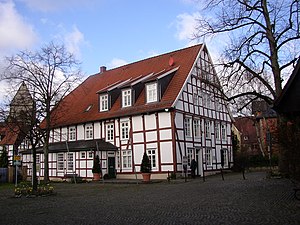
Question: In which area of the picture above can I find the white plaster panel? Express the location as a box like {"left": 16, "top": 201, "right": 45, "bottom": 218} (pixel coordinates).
{"left": 94, "top": 122, "right": 101, "bottom": 139}
{"left": 159, "top": 129, "right": 172, "bottom": 140}
{"left": 183, "top": 92, "right": 188, "bottom": 102}
{"left": 175, "top": 113, "right": 184, "bottom": 129}
{"left": 132, "top": 116, "right": 143, "bottom": 132}
{"left": 77, "top": 124, "right": 84, "bottom": 140}
{"left": 161, "top": 165, "right": 174, "bottom": 172}
{"left": 133, "top": 144, "right": 144, "bottom": 164}
{"left": 146, "top": 143, "right": 157, "bottom": 149}
{"left": 146, "top": 131, "right": 157, "bottom": 142}
{"left": 80, "top": 161, "right": 86, "bottom": 168}
{"left": 145, "top": 114, "right": 156, "bottom": 130}
{"left": 176, "top": 100, "right": 184, "bottom": 110}
{"left": 160, "top": 142, "right": 173, "bottom": 163}
{"left": 158, "top": 112, "right": 171, "bottom": 128}
{"left": 115, "top": 120, "right": 119, "bottom": 137}
{"left": 133, "top": 133, "right": 144, "bottom": 143}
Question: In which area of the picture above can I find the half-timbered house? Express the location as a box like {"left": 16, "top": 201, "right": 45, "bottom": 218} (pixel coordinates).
{"left": 22, "top": 44, "right": 233, "bottom": 180}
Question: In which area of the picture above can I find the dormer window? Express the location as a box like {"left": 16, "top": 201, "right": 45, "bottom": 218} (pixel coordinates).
{"left": 146, "top": 82, "right": 158, "bottom": 103}
{"left": 100, "top": 94, "right": 108, "bottom": 112}
{"left": 122, "top": 89, "right": 132, "bottom": 107}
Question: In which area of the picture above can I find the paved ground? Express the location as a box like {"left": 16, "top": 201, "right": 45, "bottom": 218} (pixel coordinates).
{"left": 0, "top": 171, "right": 299, "bottom": 225}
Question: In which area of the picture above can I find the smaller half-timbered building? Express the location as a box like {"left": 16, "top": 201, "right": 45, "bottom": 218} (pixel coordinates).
{"left": 22, "top": 44, "right": 233, "bottom": 180}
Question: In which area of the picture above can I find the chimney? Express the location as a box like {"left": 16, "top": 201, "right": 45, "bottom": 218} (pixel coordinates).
{"left": 99, "top": 66, "right": 107, "bottom": 74}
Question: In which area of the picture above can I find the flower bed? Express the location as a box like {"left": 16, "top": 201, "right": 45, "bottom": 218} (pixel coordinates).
{"left": 14, "top": 182, "right": 54, "bottom": 197}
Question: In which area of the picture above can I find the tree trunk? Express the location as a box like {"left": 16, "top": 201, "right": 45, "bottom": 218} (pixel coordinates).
{"left": 43, "top": 100, "right": 51, "bottom": 182}
{"left": 32, "top": 144, "right": 37, "bottom": 192}
{"left": 261, "top": 0, "right": 282, "bottom": 97}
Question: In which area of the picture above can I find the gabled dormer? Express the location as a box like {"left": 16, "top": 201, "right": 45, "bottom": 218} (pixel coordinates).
{"left": 144, "top": 66, "right": 179, "bottom": 104}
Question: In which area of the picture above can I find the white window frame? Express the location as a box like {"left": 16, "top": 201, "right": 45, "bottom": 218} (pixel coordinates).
{"left": 122, "top": 89, "right": 132, "bottom": 107}
{"left": 147, "top": 149, "right": 157, "bottom": 169}
{"left": 121, "top": 121, "right": 129, "bottom": 140}
{"left": 100, "top": 94, "right": 109, "bottom": 112}
{"left": 106, "top": 123, "right": 114, "bottom": 141}
{"left": 205, "top": 120, "right": 211, "bottom": 139}
{"left": 205, "top": 148, "right": 212, "bottom": 166}
{"left": 57, "top": 153, "right": 64, "bottom": 171}
{"left": 85, "top": 124, "right": 93, "bottom": 140}
{"left": 36, "top": 154, "right": 40, "bottom": 164}
{"left": 67, "top": 153, "right": 74, "bottom": 172}
{"left": 122, "top": 150, "right": 132, "bottom": 168}
{"left": 187, "top": 148, "right": 193, "bottom": 166}
{"left": 215, "top": 122, "right": 220, "bottom": 140}
{"left": 146, "top": 82, "right": 158, "bottom": 103}
{"left": 184, "top": 117, "right": 192, "bottom": 137}
{"left": 69, "top": 126, "right": 76, "bottom": 141}
{"left": 221, "top": 123, "right": 227, "bottom": 141}
{"left": 193, "top": 119, "right": 201, "bottom": 138}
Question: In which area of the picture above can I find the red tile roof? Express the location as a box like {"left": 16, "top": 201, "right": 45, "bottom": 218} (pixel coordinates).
{"left": 0, "top": 123, "right": 20, "bottom": 145}
{"left": 50, "top": 44, "right": 203, "bottom": 128}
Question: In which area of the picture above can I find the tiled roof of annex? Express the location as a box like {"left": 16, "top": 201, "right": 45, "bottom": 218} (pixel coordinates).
{"left": 50, "top": 44, "right": 203, "bottom": 128}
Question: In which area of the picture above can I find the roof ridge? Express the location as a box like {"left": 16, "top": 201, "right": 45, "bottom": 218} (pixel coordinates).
{"left": 95, "top": 44, "right": 202, "bottom": 75}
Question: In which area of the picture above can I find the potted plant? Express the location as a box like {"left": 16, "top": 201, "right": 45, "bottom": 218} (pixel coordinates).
{"left": 92, "top": 155, "right": 101, "bottom": 181}
{"left": 140, "top": 152, "right": 151, "bottom": 182}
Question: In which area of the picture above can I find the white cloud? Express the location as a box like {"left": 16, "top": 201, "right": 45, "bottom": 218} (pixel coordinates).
{"left": 108, "top": 58, "right": 128, "bottom": 69}
{"left": 0, "top": 1, "right": 37, "bottom": 52}
{"left": 64, "top": 25, "right": 85, "bottom": 58}
{"left": 174, "top": 12, "right": 201, "bottom": 44}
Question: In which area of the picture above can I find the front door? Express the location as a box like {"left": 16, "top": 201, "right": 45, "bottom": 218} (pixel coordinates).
{"left": 108, "top": 157, "right": 116, "bottom": 178}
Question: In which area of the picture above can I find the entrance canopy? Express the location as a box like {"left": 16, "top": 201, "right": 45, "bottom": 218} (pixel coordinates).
{"left": 23, "top": 139, "right": 117, "bottom": 154}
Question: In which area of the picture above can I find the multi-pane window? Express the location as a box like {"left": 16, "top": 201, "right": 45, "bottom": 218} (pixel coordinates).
{"left": 205, "top": 120, "right": 211, "bottom": 139}
{"left": 146, "top": 82, "right": 158, "bottom": 103}
{"left": 122, "top": 89, "right": 132, "bottom": 107}
{"left": 106, "top": 123, "right": 114, "bottom": 141}
{"left": 81, "top": 152, "right": 86, "bottom": 159}
{"left": 57, "top": 153, "right": 64, "bottom": 171}
{"left": 184, "top": 117, "right": 192, "bottom": 137}
{"left": 193, "top": 119, "right": 201, "bottom": 138}
{"left": 67, "top": 153, "right": 74, "bottom": 171}
{"left": 121, "top": 121, "right": 129, "bottom": 140}
{"left": 221, "top": 124, "right": 226, "bottom": 141}
{"left": 36, "top": 154, "right": 40, "bottom": 164}
{"left": 88, "top": 152, "right": 93, "bottom": 158}
{"left": 205, "top": 148, "right": 212, "bottom": 166}
{"left": 122, "top": 150, "right": 132, "bottom": 168}
{"left": 215, "top": 122, "right": 220, "bottom": 140}
{"left": 69, "top": 127, "right": 76, "bottom": 141}
{"left": 85, "top": 124, "right": 93, "bottom": 139}
{"left": 100, "top": 94, "right": 108, "bottom": 112}
{"left": 147, "top": 149, "right": 156, "bottom": 169}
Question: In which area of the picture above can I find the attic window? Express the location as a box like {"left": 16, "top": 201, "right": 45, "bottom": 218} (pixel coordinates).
{"left": 146, "top": 82, "right": 158, "bottom": 103}
{"left": 100, "top": 94, "right": 109, "bottom": 112}
{"left": 122, "top": 89, "right": 132, "bottom": 107}
{"left": 85, "top": 104, "right": 93, "bottom": 112}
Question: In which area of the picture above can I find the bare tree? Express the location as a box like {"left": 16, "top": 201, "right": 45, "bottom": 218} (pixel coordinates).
{"left": 195, "top": 0, "right": 300, "bottom": 112}
{"left": 2, "top": 42, "right": 82, "bottom": 182}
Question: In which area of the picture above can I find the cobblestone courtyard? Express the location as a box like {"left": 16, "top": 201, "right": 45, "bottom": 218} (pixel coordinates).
{"left": 0, "top": 171, "right": 299, "bottom": 225}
